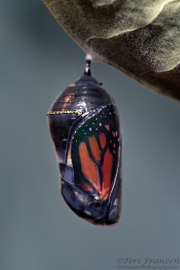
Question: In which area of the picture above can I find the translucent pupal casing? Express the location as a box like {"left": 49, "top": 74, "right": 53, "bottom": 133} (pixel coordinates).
{"left": 47, "top": 74, "right": 122, "bottom": 225}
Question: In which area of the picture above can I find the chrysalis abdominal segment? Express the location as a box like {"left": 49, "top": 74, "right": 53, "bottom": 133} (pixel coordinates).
{"left": 47, "top": 60, "right": 122, "bottom": 225}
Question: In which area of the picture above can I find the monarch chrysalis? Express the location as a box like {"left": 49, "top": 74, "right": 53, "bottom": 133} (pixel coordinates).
{"left": 47, "top": 60, "right": 122, "bottom": 225}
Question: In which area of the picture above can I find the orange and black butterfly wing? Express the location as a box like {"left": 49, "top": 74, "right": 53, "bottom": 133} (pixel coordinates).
{"left": 71, "top": 104, "right": 121, "bottom": 202}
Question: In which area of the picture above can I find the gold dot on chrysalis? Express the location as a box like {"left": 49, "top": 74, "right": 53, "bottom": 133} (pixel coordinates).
{"left": 94, "top": 196, "right": 100, "bottom": 201}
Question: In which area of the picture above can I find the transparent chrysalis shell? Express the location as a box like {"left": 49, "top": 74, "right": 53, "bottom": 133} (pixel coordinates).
{"left": 47, "top": 61, "right": 122, "bottom": 225}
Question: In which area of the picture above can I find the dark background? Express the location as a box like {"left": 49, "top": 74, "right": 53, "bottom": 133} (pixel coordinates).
{"left": 1, "top": 0, "right": 180, "bottom": 269}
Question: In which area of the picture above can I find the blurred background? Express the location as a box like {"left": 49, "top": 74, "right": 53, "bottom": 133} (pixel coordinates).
{"left": 1, "top": 0, "right": 180, "bottom": 269}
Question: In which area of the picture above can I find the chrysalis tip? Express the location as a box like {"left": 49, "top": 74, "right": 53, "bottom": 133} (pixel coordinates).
{"left": 84, "top": 59, "right": 91, "bottom": 76}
